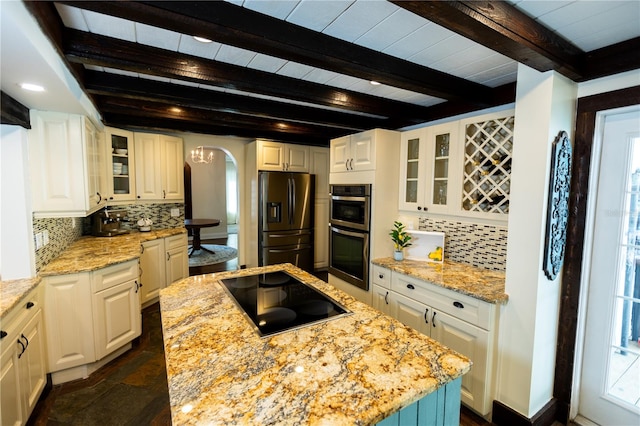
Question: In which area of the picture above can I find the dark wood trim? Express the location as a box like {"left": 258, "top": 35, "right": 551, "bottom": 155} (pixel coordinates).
{"left": 1, "top": 91, "right": 31, "bottom": 128}
{"left": 492, "top": 398, "right": 559, "bottom": 426}
{"left": 553, "top": 85, "right": 640, "bottom": 422}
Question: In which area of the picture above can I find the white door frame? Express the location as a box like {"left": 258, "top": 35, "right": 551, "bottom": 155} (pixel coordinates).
{"left": 571, "top": 104, "right": 640, "bottom": 421}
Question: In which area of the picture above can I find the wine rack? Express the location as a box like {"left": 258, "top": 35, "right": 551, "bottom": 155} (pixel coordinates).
{"left": 462, "top": 115, "right": 514, "bottom": 214}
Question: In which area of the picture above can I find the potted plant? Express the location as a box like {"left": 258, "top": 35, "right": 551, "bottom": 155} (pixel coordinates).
{"left": 389, "top": 221, "right": 412, "bottom": 261}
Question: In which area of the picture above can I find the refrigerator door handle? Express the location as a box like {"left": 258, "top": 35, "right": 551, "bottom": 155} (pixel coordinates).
{"left": 290, "top": 177, "right": 296, "bottom": 225}
{"left": 287, "top": 178, "right": 292, "bottom": 225}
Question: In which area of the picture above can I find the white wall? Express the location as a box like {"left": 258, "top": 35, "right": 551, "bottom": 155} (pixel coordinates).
{"left": 496, "top": 65, "right": 577, "bottom": 417}
{"left": 1, "top": 125, "right": 36, "bottom": 280}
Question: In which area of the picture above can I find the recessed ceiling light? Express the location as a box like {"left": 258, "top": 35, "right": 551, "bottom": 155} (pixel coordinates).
{"left": 20, "top": 83, "right": 45, "bottom": 92}
{"left": 169, "top": 107, "right": 183, "bottom": 113}
{"left": 193, "top": 36, "right": 212, "bottom": 43}
{"left": 370, "top": 80, "right": 381, "bottom": 86}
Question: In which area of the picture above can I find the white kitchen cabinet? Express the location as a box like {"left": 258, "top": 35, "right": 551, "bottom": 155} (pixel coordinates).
{"left": 44, "top": 260, "right": 141, "bottom": 382}
{"left": 1, "top": 286, "right": 47, "bottom": 426}
{"left": 310, "top": 146, "right": 330, "bottom": 269}
{"left": 399, "top": 122, "right": 458, "bottom": 214}
{"left": 134, "top": 132, "right": 184, "bottom": 201}
{"left": 139, "top": 238, "right": 166, "bottom": 306}
{"left": 372, "top": 266, "right": 498, "bottom": 416}
{"left": 165, "top": 234, "right": 189, "bottom": 285}
{"left": 105, "top": 127, "right": 136, "bottom": 202}
{"left": 29, "top": 111, "right": 107, "bottom": 217}
{"left": 329, "top": 130, "right": 375, "bottom": 173}
{"left": 92, "top": 261, "right": 141, "bottom": 360}
{"left": 257, "top": 140, "right": 310, "bottom": 172}
{"left": 44, "top": 273, "right": 95, "bottom": 372}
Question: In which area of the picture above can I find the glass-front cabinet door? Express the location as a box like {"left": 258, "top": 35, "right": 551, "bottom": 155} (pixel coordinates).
{"left": 106, "top": 127, "right": 135, "bottom": 202}
{"left": 427, "top": 123, "right": 458, "bottom": 214}
{"left": 399, "top": 123, "right": 458, "bottom": 214}
{"left": 399, "top": 128, "right": 428, "bottom": 211}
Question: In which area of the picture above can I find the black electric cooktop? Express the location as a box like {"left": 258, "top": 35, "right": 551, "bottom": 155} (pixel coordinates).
{"left": 220, "top": 271, "right": 351, "bottom": 337}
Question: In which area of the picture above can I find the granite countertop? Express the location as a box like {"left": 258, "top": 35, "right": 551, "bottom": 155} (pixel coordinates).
{"left": 159, "top": 264, "right": 471, "bottom": 425}
{"left": 372, "top": 258, "right": 508, "bottom": 304}
{"left": 39, "top": 228, "right": 186, "bottom": 276}
{"left": 0, "top": 227, "right": 186, "bottom": 319}
{"left": 0, "top": 276, "right": 42, "bottom": 320}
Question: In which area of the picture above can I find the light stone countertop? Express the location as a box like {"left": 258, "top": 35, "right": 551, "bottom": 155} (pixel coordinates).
{"left": 39, "top": 228, "right": 186, "bottom": 276}
{"left": 0, "top": 228, "right": 186, "bottom": 319}
{"left": 0, "top": 276, "right": 42, "bottom": 320}
{"left": 159, "top": 263, "right": 471, "bottom": 426}
{"left": 372, "top": 258, "right": 508, "bottom": 304}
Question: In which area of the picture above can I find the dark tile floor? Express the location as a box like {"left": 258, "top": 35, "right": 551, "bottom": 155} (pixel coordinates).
{"left": 29, "top": 303, "right": 171, "bottom": 426}
{"left": 28, "top": 235, "right": 490, "bottom": 425}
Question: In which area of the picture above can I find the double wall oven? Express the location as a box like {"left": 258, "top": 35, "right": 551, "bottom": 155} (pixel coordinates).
{"left": 328, "top": 184, "right": 371, "bottom": 290}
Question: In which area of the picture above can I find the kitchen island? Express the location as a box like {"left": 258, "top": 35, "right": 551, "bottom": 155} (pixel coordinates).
{"left": 159, "top": 264, "right": 471, "bottom": 425}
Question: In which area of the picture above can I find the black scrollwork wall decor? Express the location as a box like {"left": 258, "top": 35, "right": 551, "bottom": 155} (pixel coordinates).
{"left": 543, "top": 131, "right": 573, "bottom": 280}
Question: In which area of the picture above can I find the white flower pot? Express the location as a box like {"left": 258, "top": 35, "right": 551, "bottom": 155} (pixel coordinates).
{"left": 393, "top": 250, "right": 404, "bottom": 261}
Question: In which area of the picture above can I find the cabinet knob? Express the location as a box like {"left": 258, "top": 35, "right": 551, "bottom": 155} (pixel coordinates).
{"left": 453, "top": 301, "right": 464, "bottom": 309}
{"left": 379, "top": 274, "right": 384, "bottom": 279}
{"left": 406, "top": 284, "right": 415, "bottom": 290}
{"left": 0, "top": 330, "right": 7, "bottom": 339}
{"left": 417, "top": 207, "right": 422, "bottom": 211}
{"left": 25, "top": 301, "right": 34, "bottom": 309}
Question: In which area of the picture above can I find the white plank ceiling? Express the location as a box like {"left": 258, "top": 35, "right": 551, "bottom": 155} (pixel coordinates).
{"left": 52, "top": 0, "right": 640, "bottom": 113}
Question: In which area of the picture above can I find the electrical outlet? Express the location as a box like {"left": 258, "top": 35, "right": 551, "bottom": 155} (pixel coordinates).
{"left": 35, "top": 232, "right": 43, "bottom": 249}
{"left": 170, "top": 208, "right": 180, "bottom": 217}
{"left": 43, "top": 230, "right": 50, "bottom": 245}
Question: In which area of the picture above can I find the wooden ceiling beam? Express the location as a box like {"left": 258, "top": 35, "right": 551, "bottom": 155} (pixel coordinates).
{"left": 392, "top": 1, "right": 585, "bottom": 80}
{"left": 95, "top": 96, "right": 345, "bottom": 141}
{"left": 83, "top": 70, "right": 391, "bottom": 132}
{"left": 56, "top": 0, "right": 496, "bottom": 104}
{"left": 1, "top": 91, "right": 31, "bottom": 128}
{"left": 63, "top": 28, "right": 441, "bottom": 122}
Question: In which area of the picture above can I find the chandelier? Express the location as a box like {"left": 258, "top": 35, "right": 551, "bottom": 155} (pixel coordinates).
{"left": 191, "top": 146, "right": 214, "bottom": 164}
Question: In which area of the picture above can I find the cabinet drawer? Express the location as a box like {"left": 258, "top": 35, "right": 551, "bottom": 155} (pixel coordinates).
{"left": 391, "top": 272, "right": 492, "bottom": 330}
{"left": 371, "top": 265, "right": 391, "bottom": 289}
{"left": 165, "top": 233, "right": 187, "bottom": 251}
{"left": 92, "top": 260, "right": 138, "bottom": 293}
{"left": 0, "top": 286, "right": 42, "bottom": 336}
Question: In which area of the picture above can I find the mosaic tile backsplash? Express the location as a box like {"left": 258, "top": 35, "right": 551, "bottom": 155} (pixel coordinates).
{"left": 34, "top": 203, "right": 185, "bottom": 273}
{"left": 418, "top": 217, "right": 508, "bottom": 272}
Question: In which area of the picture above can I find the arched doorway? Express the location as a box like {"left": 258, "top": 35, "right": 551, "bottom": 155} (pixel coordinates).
{"left": 185, "top": 147, "right": 240, "bottom": 274}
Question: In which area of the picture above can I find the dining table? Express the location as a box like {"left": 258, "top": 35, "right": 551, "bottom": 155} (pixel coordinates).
{"left": 184, "top": 218, "right": 221, "bottom": 256}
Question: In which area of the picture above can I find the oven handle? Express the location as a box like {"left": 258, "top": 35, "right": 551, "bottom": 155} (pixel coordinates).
{"left": 330, "top": 225, "right": 368, "bottom": 239}
{"left": 330, "top": 195, "right": 368, "bottom": 202}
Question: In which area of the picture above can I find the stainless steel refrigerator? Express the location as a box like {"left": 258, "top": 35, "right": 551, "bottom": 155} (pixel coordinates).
{"left": 259, "top": 171, "right": 315, "bottom": 273}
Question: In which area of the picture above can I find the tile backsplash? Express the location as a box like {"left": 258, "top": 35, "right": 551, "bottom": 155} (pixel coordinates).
{"left": 32, "top": 217, "right": 83, "bottom": 273}
{"left": 34, "top": 203, "right": 184, "bottom": 273}
{"left": 418, "top": 217, "right": 507, "bottom": 271}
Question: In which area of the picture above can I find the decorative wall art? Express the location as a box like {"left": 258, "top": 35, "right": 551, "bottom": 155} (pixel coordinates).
{"left": 543, "top": 131, "right": 573, "bottom": 280}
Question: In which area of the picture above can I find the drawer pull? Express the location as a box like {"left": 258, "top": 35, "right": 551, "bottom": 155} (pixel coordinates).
{"left": 432, "top": 311, "right": 437, "bottom": 327}
{"left": 379, "top": 274, "right": 384, "bottom": 279}
{"left": 384, "top": 291, "right": 389, "bottom": 305}
{"left": 453, "top": 301, "right": 464, "bottom": 309}
{"left": 424, "top": 308, "right": 429, "bottom": 324}
{"left": 25, "top": 301, "right": 35, "bottom": 309}
{"left": 406, "top": 284, "right": 415, "bottom": 290}
{"left": 0, "top": 330, "right": 6, "bottom": 339}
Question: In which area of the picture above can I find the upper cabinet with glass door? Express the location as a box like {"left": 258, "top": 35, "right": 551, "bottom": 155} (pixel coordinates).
{"left": 105, "top": 127, "right": 136, "bottom": 202}
{"left": 398, "top": 123, "right": 458, "bottom": 214}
